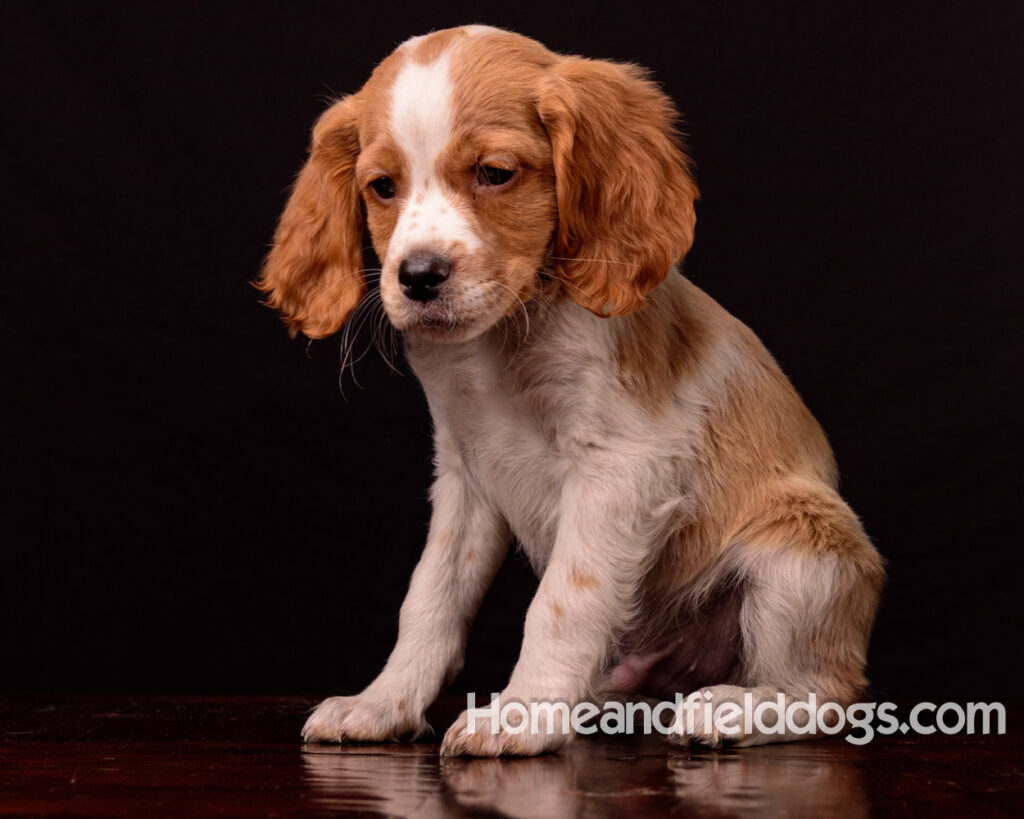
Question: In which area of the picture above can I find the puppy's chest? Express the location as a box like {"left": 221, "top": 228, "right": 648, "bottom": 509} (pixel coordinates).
{"left": 452, "top": 386, "right": 569, "bottom": 566}
{"left": 419, "top": 356, "right": 590, "bottom": 567}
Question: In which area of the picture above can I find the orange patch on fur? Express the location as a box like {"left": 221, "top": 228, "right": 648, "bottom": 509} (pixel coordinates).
{"left": 256, "top": 97, "right": 366, "bottom": 339}
{"left": 615, "top": 276, "right": 710, "bottom": 408}
{"left": 570, "top": 567, "right": 600, "bottom": 590}
{"left": 536, "top": 56, "right": 698, "bottom": 317}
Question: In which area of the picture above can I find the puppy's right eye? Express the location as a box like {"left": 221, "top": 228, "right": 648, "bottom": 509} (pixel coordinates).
{"left": 370, "top": 176, "right": 396, "bottom": 200}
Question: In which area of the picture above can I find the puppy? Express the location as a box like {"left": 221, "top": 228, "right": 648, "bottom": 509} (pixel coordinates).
{"left": 258, "top": 25, "right": 884, "bottom": 756}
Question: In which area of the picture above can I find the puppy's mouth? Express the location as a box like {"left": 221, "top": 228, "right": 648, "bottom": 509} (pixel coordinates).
{"left": 389, "top": 297, "right": 474, "bottom": 338}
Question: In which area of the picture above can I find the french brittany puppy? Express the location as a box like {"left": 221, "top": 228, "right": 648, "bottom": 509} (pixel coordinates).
{"left": 258, "top": 25, "right": 885, "bottom": 756}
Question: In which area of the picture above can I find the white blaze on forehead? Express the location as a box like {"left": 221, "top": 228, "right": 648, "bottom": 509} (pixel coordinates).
{"left": 388, "top": 51, "right": 481, "bottom": 257}
{"left": 391, "top": 53, "right": 454, "bottom": 188}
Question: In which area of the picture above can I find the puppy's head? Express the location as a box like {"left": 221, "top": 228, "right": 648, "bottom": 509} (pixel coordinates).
{"left": 258, "top": 26, "right": 698, "bottom": 342}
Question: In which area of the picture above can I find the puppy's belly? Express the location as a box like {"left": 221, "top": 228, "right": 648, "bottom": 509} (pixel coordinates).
{"left": 610, "top": 581, "right": 744, "bottom": 698}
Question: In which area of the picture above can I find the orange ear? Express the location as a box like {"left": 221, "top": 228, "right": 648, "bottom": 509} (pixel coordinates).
{"left": 537, "top": 59, "right": 698, "bottom": 316}
{"left": 256, "top": 96, "right": 365, "bottom": 338}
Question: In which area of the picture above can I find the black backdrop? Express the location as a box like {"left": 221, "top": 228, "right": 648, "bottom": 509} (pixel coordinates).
{"left": 2, "top": 1, "right": 1021, "bottom": 700}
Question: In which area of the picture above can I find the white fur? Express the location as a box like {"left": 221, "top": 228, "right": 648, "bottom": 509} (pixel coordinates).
{"left": 387, "top": 52, "right": 481, "bottom": 266}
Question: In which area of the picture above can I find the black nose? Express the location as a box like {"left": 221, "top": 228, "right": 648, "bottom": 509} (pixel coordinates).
{"left": 398, "top": 253, "right": 451, "bottom": 302}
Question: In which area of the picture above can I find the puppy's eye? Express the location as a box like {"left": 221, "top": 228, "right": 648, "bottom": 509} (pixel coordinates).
{"left": 476, "top": 165, "right": 515, "bottom": 187}
{"left": 370, "top": 176, "right": 396, "bottom": 200}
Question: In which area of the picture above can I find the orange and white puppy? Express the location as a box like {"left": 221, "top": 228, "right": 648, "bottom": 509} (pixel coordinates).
{"left": 259, "top": 26, "right": 884, "bottom": 756}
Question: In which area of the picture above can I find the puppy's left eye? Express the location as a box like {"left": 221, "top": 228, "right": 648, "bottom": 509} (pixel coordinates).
{"left": 476, "top": 165, "right": 516, "bottom": 187}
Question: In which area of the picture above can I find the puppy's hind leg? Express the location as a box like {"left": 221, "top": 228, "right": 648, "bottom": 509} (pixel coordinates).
{"left": 670, "top": 478, "right": 885, "bottom": 748}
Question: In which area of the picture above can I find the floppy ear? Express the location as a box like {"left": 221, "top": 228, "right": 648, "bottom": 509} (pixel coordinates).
{"left": 537, "top": 59, "right": 698, "bottom": 316}
{"left": 256, "top": 95, "right": 365, "bottom": 338}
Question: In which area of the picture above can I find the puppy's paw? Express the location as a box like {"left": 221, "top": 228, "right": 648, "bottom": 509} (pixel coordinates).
{"left": 667, "top": 712, "right": 727, "bottom": 749}
{"left": 440, "top": 706, "right": 570, "bottom": 757}
{"left": 667, "top": 685, "right": 747, "bottom": 749}
{"left": 302, "top": 695, "right": 427, "bottom": 744}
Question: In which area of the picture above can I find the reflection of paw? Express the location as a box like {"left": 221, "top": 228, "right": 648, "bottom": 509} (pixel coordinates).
{"left": 441, "top": 756, "right": 576, "bottom": 818}
{"left": 440, "top": 706, "right": 570, "bottom": 757}
{"left": 301, "top": 695, "right": 427, "bottom": 744}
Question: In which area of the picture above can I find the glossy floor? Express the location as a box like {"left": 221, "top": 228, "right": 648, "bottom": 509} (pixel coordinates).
{"left": 0, "top": 695, "right": 1020, "bottom": 816}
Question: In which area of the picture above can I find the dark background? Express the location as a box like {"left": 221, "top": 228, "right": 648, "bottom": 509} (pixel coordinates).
{"left": 2, "top": 0, "right": 1021, "bottom": 699}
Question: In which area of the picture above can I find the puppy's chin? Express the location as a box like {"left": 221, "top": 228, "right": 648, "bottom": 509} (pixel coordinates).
{"left": 385, "top": 300, "right": 497, "bottom": 345}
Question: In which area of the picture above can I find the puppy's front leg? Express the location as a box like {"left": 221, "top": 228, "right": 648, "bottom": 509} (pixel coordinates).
{"left": 303, "top": 444, "right": 509, "bottom": 743}
{"left": 442, "top": 471, "right": 658, "bottom": 757}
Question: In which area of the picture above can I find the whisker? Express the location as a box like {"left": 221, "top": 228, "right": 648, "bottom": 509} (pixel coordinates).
{"left": 487, "top": 280, "right": 531, "bottom": 348}
{"left": 546, "top": 254, "right": 636, "bottom": 267}
{"left": 334, "top": 274, "right": 408, "bottom": 396}
{"left": 338, "top": 298, "right": 374, "bottom": 395}
{"left": 540, "top": 270, "right": 593, "bottom": 302}
{"left": 387, "top": 315, "right": 401, "bottom": 366}
{"left": 369, "top": 295, "right": 402, "bottom": 375}
{"left": 338, "top": 283, "right": 387, "bottom": 392}
{"left": 343, "top": 303, "right": 381, "bottom": 383}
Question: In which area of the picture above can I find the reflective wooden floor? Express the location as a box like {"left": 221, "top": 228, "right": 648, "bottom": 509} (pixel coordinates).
{"left": 0, "top": 695, "right": 1020, "bottom": 816}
